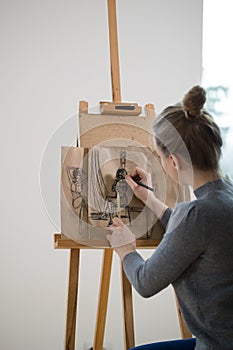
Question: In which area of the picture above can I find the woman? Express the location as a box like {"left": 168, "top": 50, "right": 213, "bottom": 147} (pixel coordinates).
{"left": 106, "top": 86, "right": 233, "bottom": 350}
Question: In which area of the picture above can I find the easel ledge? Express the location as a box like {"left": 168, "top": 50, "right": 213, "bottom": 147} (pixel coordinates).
{"left": 54, "top": 234, "right": 161, "bottom": 249}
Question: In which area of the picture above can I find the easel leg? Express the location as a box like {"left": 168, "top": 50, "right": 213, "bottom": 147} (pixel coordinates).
{"left": 174, "top": 293, "right": 192, "bottom": 339}
{"left": 65, "top": 249, "right": 80, "bottom": 350}
{"left": 93, "top": 249, "right": 113, "bottom": 350}
{"left": 121, "top": 264, "right": 135, "bottom": 350}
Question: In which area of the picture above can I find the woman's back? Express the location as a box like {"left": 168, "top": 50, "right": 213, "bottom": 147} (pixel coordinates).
{"left": 173, "top": 178, "right": 233, "bottom": 349}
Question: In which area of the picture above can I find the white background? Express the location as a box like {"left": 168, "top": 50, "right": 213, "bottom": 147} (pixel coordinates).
{"left": 0, "top": 1, "right": 202, "bottom": 349}
{"left": 203, "top": 0, "right": 233, "bottom": 177}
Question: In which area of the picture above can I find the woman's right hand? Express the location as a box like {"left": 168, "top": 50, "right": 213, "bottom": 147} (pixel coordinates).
{"left": 125, "top": 166, "right": 168, "bottom": 219}
{"left": 125, "top": 166, "right": 154, "bottom": 204}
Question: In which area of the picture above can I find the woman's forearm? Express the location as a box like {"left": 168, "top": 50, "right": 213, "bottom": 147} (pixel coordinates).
{"left": 143, "top": 192, "right": 168, "bottom": 220}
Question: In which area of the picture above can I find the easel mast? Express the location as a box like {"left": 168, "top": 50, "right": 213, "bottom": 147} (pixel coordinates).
{"left": 94, "top": 1, "right": 135, "bottom": 348}
{"left": 107, "top": 0, "right": 121, "bottom": 102}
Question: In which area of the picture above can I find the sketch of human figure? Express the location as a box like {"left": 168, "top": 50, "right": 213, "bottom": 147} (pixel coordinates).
{"left": 111, "top": 150, "right": 128, "bottom": 206}
{"left": 66, "top": 166, "right": 83, "bottom": 209}
{"left": 111, "top": 150, "right": 133, "bottom": 223}
{"left": 89, "top": 147, "right": 143, "bottom": 227}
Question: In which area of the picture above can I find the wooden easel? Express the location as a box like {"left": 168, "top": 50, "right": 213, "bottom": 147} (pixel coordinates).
{"left": 54, "top": 1, "right": 192, "bottom": 349}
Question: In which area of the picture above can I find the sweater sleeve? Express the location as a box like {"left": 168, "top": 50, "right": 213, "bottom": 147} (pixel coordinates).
{"left": 160, "top": 207, "right": 173, "bottom": 228}
{"left": 122, "top": 202, "right": 206, "bottom": 297}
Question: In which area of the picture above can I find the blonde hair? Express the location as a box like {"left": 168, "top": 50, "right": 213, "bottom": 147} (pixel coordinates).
{"left": 153, "top": 86, "right": 223, "bottom": 171}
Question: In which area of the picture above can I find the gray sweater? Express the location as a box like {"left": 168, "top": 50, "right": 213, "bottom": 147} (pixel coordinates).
{"left": 123, "top": 178, "right": 233, "bottom": 350}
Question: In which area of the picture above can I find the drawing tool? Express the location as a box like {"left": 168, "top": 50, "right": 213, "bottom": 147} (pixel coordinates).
{"left": 134, "top": 180, "right": 154, "bottom": 192}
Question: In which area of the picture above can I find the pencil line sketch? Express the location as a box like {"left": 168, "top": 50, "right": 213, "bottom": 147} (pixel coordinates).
{"left": 61, "top": 145, "right": 181, "bottom": 245}
{"left": 89, "top": 148, "right": 143, "bottom": 227}
{"left": 66, "top": 166, "right": 82, "bottom": 209}
{"left": 61, "top": 145, "right": 168, "bottom": 243}
{"left": 61, "top": 147, "right": 90, "bottom": 241}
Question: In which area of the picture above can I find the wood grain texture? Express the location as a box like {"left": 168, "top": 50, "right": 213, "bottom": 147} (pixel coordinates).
{"left": 107, "top": 0, "right": 121, "bottom": 102}
{"left": 121, "top": 264, "right": 135, "bottom": 349}
{"left": 93, "top": 249, "right": 113, "bottom": 349}
{"left": 65, "top": 249, "right": 80, "bottom": 350}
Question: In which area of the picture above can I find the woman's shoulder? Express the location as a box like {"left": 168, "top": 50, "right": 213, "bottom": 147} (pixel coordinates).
{"left": 166, "top": 200, "right": 200, "bottom": 233}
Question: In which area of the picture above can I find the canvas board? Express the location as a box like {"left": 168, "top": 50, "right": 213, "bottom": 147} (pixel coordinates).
{"left": 60, "top": 145, "right": 186, "bottom": 247}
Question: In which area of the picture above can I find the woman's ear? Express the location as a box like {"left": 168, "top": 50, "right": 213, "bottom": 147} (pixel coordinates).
{"left": 169, "top": 154, "right": 181, "bottom": 170}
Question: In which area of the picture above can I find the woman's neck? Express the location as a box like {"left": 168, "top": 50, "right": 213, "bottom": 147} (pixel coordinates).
{"left": 193, "top": 169, "right": 221, "bottom": 190}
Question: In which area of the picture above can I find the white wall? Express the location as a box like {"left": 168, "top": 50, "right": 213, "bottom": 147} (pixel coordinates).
{"left": 0, "top": 1, "right": 203, "bottom": 349}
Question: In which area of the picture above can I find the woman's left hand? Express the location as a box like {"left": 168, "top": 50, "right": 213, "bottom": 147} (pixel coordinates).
{"left": 106, "top": 217, "right": 136, "bottom": 260}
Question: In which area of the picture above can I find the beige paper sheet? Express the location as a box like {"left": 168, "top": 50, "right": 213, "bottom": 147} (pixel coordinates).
{"left": 61, "top": 145, "right": 187, "bottom": 247}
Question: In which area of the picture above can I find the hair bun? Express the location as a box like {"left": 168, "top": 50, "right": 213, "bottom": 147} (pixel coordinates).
{"left": 182, "top": 85, "right": 206, "bottom": 118}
